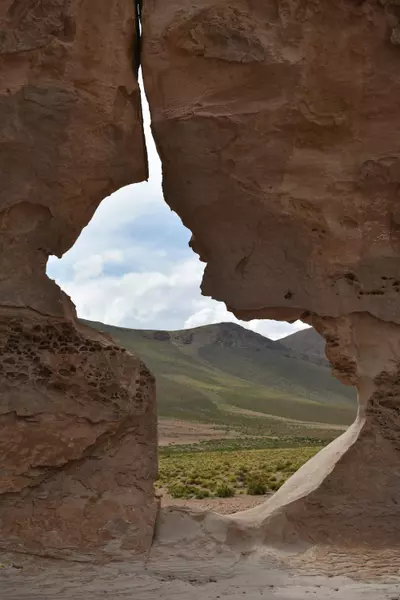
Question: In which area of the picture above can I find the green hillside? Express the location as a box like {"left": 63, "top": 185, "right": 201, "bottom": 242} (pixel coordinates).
{"left": 84, "top": 320, "right": 357, "bottom": 438}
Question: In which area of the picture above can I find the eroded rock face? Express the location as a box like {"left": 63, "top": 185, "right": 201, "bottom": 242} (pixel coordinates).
{"left": 4, "top": 0, "right": 400, "bottom": 559}
{"left": 0, "top": 1, "right": 157, "bottom": 558}
{"left": 0, "top": 0, "right": 147, "bottom": 316}
{"left": 142, "top": 0, "right": 400, "bottom": 546}
{"left": 228, "top": 314, "right": 400, "bottom": 546}
{"left": 0, "top": 310, "right": 157, "bottom": 558}
{"left": 142, "top": 0, "right": 400, "bottom": 323}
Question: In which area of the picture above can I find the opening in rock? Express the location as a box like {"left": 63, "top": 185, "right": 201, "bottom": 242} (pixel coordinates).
{"left": 46, "top": 82, "right": 356, "bottom": 521}
{"left": 3, "top": 0, "right": 400, "bottom": 588}
{"left": 47, "top": 77, "right": 310, "bottom": 340}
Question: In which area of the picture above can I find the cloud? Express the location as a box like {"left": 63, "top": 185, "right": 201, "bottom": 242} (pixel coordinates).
{"left": 184, "top": 298, "right": 309, "bottom": 340}
{"left": 72, "top": 251, "right": 124, "bottom": 281}
{"left": 54, "top": 256, "right": 207, "bottom": 331}
{"left": 47, "top": 85, "right": 310, "bottom": 341}
{"left": 49, "top": 221, "right": 309, "bottom": 338}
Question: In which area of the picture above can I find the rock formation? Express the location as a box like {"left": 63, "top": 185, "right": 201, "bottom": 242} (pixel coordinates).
{"left": 1, "top": 0, "right": 147, "bottom": 315}
{"left": 0, "top": 1, "right": 157, "bottom": 558}
{"left": 227, "top": 314, "right": 400, "bottom": 546}
{"left": 3, "top": 0, "right": 400, "bottom": 559}
{"left": 0, "top": 312, "right": 157, "bottom": 558}
{"left": 142, "top": 0, "right": 400, "bottom": 545}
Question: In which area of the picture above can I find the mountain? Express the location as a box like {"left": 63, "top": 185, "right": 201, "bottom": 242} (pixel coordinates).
{"left": 84, "top": 320, "right": 356, "bottom": 434}
{"left": 280, "top": 327, "right": 327, "bottom": 366}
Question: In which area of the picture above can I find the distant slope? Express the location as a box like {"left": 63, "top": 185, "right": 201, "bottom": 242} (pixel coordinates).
{"left": 84, "top": 320, "right": 356, "bottom": 429}
{"left": 280, "top": 327, "right": 327, "bottom": 365}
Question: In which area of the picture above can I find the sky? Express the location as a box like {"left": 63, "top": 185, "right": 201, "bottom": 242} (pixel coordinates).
{"left": 47, "top": 83, "right": 309, "bottom": 341}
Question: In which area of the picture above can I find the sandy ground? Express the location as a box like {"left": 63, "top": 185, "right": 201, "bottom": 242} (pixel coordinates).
{"left": 2, "top": 506, "right": 400, "bottom": 600}
{"left": 161, "top": 492, "right": 268, "bottom": 514}
{"left": 1, "top": 548, "right": 399, "bottom": 600}
{"left": 2, "top": 423, "right": 396, "bottom": 598}
{"left": 158, "top": 418, "right": 239, "bottom": 446}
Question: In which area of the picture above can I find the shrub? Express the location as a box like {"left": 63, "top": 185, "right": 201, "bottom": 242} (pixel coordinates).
{"left": 216, "top": 484, "right": 235, "bottom": 498}
{"left": 247, "top": 479, "right": 267, "bottom": 495}
{"left": 188, "top": 476, "right": 202, "bottom": 485}
{"left": 269, "top": 481, "right": 283, "bottom": 491}
{"left": 195, "top": 489, "right": 211, "bottom": 499}
{"left": 282, "top": 461, "right": 293, "bottom": 471}
{"left": 206, "top": 479, "right": 218, "bottom": 490}
{"left": 169, "top": 484, "right": 195, "bottom": 498}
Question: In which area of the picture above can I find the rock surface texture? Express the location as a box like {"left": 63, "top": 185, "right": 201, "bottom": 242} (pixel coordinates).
{"left": 0, "top": 0, "right": 147, "bottom": 315}
{"left": 0, "top": 1, "right": 158, "bottom": 558}
{"left": 3, "top": 0, "right": 400, "bottom": 562}
{"left": 142, "top": 0, "right": 400, "bottom": 546}
{"left": 0, "top": 311, "right": 158, "bottom": 558}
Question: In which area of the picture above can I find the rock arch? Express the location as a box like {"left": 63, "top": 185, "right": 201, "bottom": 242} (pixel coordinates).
{"left": 2, "top": 0, "right": 400, "bottom": 557}
{"left": 141, "top": 0, "right": 400, "bottom": 547}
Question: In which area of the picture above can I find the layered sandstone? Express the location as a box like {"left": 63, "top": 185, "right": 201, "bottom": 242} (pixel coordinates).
{"left": 142, "top": 0, "right": 400, "bottom": 324}
{"left": 0, "top": 0, "right": 147, "bottom": 316}
{"left": 142, "top": 0, "right": 400, "bottom": 546}
{"left": 0, "top": 310, "right": 157, "bottom": 558}
{"left": 229, "top": 314, "right": 400, "bottom": 546}
{"left": 0, "top": 1, "right": 157, "bottom": 558}
{"left": 3, "top": 0, "right": 400, "bottom": 560}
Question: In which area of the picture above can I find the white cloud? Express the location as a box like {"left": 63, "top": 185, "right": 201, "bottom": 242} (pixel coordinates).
{"left": 51, "top": 242, "right": 309, "bottom": 338}
{"left": 71, "top": 250, "right": 124, "bottom": 281}
{"left": 184, "top": 298, "right": 309, "bottom": 340}
{"left": 54, "top": 256, "right": 207, "bottom": 331}
{"left": 47, "top": 87, "right": 310, "bottom": 341}
{"left": 184, "top": 305, "right": 233, "bottom": 329}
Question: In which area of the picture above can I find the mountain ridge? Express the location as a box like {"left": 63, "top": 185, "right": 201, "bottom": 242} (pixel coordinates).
{"left": 84, "top": 319, "right": 356, "bottom": 435}
{"left": 280, "top": 327, "right": 327, "bottom": 365}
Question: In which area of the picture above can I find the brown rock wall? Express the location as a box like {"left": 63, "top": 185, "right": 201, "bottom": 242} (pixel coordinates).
{"left": 3, "top": 0, "right": 400, "bottom": 557}
{"left": 142, "top": 0, "right": 400, "bottom": 548}
{"left": 0, "top": 0, "right": 157, "bottom": 558}
{"left": 0, "top": 0, "right": 147, "bottom": 315}
{"left": 235, "top": 314, "right": 400, "bottom": 546}
{"left": 0, "top": 310, "right": 158, "bottom": 558}
{"left": 142, "top": 0, "right": 400, "bottom": 324}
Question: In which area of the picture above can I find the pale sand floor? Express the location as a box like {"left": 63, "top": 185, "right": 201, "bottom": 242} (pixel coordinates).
{"left": 1, "top": 506, "right": 400, "bottom": 600}
{"left": 161, "top": 492, "right": 269, "bottom": 514}
{"left": 1, "top": 551, "right": 399, "bottom": 600}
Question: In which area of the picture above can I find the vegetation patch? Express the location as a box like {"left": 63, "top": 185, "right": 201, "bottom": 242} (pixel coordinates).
{"left": 157, "top": 446, "right": 320, "bottom": 499}
{"left": 159, "top": 435, "right": 327, "bottom": 455}
{"left": 246, "top": 477, "right": 268, "bottom": 495}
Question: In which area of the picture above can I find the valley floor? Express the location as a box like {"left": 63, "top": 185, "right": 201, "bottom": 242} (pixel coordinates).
{"left": 158, "top": 418, "right": 239, "bottom": 446}
{"left": 161, "top": 490, "right": 268, "bottom": 514}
